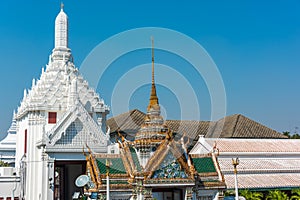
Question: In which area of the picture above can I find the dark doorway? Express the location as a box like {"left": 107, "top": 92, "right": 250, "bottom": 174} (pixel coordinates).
{"left": 54, "top": 161, "right": 86, "bottom": 200}
{"left": 152, "top": 188, "right": 183, "bottom": 200}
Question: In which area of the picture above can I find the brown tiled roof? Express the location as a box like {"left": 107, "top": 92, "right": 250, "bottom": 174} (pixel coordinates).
{"left": 205, "top": 114, "right": 287, "bottom": 138}
{"left": 107, "top": 110, "right": 286, "bottom": 140}
{"left": 107, "top": 109, "right": 145, "bottom": 132}
{"left": 107, "top": 109, "right": 145, "bottom": 139}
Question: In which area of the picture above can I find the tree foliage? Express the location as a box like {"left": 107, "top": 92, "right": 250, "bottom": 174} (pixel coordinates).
{"left": 239, "top": 189, "right": 263, "bottom": 200}
{"left": 291, "top": 188, "right": 300, "bottom": 200}
{"left": 283, "top": 131, "right": 300, "bottom": 139}
{"left": 266, "top": 190, "right": 289, "bottom": 200}
{"left": 0, "top": 160, "right": 9, "bottom": 167}
{"left": 224, "top": 190, "right": 235, "bottom": 197}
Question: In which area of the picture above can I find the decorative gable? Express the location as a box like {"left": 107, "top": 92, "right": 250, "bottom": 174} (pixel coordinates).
{"left": 45, "top": 102, "right": 108, "bottom": 153}
{"left": 151, "top": 151, "right": 188, "bottom": 179}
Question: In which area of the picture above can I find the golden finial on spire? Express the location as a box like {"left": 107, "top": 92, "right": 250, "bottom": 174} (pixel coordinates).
{"left": 147, "top": 36, "right": 159, "bottom": 111}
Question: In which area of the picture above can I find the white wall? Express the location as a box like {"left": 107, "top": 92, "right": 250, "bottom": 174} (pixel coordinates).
{"left": 0, "top": 167, "right": 20, "bottom": 199}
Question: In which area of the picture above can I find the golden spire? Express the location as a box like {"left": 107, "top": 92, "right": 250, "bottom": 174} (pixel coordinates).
{"left": 147, "top": 37, "right": 159, "bottom": 111}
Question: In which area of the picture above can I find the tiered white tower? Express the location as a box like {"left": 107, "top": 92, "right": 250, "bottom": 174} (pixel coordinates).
{"left": 14, "top": 5, "right": 109, "bottom": 200}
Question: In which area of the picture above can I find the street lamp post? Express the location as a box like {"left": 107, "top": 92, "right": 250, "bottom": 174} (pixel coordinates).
{"left": 232, "top": 157, "right": 239, "bottom": 200}
{"left": 106, "top": 159, "right": 110, "bottom": 200}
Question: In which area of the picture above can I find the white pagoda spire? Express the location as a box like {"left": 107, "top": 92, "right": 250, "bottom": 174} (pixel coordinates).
{"left": 55, "top": 3, "right": 68, "bottom": 49}
{"left": 51, "top": 3, "right": 72, "bottom": 62}
{"left": 7, "top": 111, "right": 17, "bottom": 135}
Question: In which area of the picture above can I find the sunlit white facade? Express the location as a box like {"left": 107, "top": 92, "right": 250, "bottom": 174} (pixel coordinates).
{"left": 13, "top": 6, "right": 110, "bottom": 200}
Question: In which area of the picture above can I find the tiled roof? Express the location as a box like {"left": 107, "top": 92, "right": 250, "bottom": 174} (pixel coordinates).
{"left": 166, "top": 120, "right": 210, "bottom": 140}
{"left": 205, "top": 139, "right": 300, "bottom": 153}
{"left": 107, "top": 109, "right": 145, "bottom": 139}
{"left": 129, "top": 147, "right": 142, "bottom": 172}
{"left": 222, "top": 158, "right": 300, "bottom": 190}
{"left": 224, "top": 173, "right": 300, "bottom": 189}
{"left": 96, "top": 158, "right": 127, "bottom": 175}
{"left": 224, "top": 114, "right": 285, "bottom": 138}
{"left": 192, "top": 157, "right": 217, "bottom": 174}
{"left": 203, "top": 138, "right": 300, "bottom": 190}
{"left": 107, "top": 110, "right": 286, "bottom": 139}
{"left": 219, "top": 158, "right": 300, "bottom": 174}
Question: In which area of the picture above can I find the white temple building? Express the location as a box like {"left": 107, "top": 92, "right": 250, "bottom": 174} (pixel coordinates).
{"left": 0, "top": 113, "right": 17, "bottom": 166}
{"left": 11, "top": 5, "right": 109, "bottom": 200}
{"left": 1, "top": 3, "right": 298, "bottom": 200}
{"left": 190, "top": 137, "right": 300, "bottom": 191}
{"left": 0, "top": 113, "right": 20, "bottom": 200}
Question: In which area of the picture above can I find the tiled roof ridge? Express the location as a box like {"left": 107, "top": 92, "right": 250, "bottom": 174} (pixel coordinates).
{"left": 107, "top": 110, "right": 286, "bottom": 139}
{"left": 234, "top": 114, "right": 286, "bottom": 138}
{"left": 110, "top": 109, "right": 144, "bottom": 131}
{"left": 144, "top": 139, "right": 170, "bottom": 173}
{"left": 119, "top": 143, "right": 135, "bottom": 176}
{"left": 169, "top": 141, "right": 193, "bottom": 176}
{"left": 206, "top": 138, "right": 290, "bottom": 141}
{"left": 131, "top": 109, "right": 145, "bottom": 115}
{"left": 232, "top": 113, "right": 242, "bottom": 136}
{"left": 166, "top": 119, "right": 210, "bottom": 123}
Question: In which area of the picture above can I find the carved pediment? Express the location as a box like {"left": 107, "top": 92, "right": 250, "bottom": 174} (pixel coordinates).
{"left": 144, "top": 140, "right": 192, "bottom": 180}
{"left": 151, "top": 151, "right": 188, "bottom": 179}
{"left": 46, "top": 102, "right": 107, "bottom": 149}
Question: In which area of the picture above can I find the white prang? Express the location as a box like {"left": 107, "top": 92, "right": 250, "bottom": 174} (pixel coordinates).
{"left": 13, "top": 7, "right": 110, "bottom": 200}
{"left": 55, "top": 7, "right": 68, "bottom": 49}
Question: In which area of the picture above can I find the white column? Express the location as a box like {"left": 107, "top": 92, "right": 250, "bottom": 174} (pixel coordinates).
{"left": 234, "top": 172, "right": 239, "bottom": 200}
{"left": 232, "top": 158, "right": 239, "bottom": 200}
{"left": 106, "top": 159, "right": 110, "bottom": 200}
{"left": 106, "top": 174, "right": 110, "bottom": 200}
{"left": 47, "top": 159, "right": 55, "bottom": 200}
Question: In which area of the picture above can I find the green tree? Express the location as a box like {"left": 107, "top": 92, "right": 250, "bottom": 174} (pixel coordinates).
{"left": 239, "top": 189, "right": 263, "bottom": 200}
{"left": 0, "top": 160, "right": 9, "bottom": 167}
{"left": 224, "top": 190, "right": 235, "bottom": 197}
{"left": 291, "top": 188, "right": 300, "bottom": 200}
{"left": 266, "top": 190, "right": 288, "bottom": 200}
{"left": 291, "top": 134, "right": 300, "bottom": 139}
{"left": 283, "top": 131, "right": 291, "bottom": 138}
{"left": 283, "top": 131, "right": 300, "bottom": 139}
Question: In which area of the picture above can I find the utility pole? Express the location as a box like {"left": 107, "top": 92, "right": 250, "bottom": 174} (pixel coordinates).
{"left": 232, "top": 157, "right": 239, "bottom": 200}
{"left": 106, "top": 159, "right": 110, "bottom": 200}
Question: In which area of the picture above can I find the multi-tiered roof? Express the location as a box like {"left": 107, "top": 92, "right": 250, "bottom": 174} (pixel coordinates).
{"left": 84, "top": 40, "right": 225, "bottom": 198}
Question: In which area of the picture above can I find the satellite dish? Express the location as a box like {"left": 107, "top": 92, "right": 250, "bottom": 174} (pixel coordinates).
{"left": 75, "top": 175, "right": 90, "bottom": 187}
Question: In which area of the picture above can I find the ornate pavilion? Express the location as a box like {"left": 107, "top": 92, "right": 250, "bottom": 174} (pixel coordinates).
{"left": 84, "top": 41, "right": 225, "bottom": 200}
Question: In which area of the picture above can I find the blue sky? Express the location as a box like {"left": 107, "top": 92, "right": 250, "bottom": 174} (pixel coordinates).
{"left": 0, "top": 1, "right": 299, "bottom": 139}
